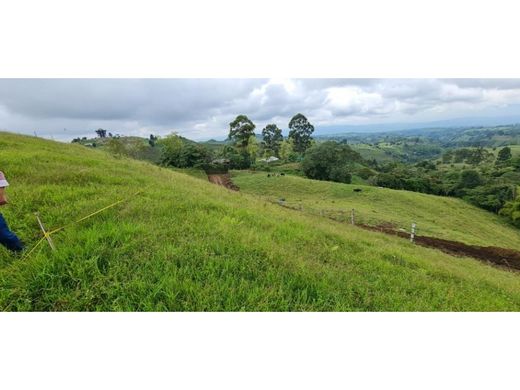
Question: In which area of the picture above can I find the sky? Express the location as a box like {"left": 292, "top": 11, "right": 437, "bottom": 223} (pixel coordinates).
{"left": 1, "top": 78, "right": 520, "bottom": 141}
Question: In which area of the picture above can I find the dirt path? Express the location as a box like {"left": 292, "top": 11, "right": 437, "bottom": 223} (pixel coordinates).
{"left": 361, "top": 224, "right": 520, "bottom": 271}
{"left": 207, "top": 174, "right": 240, "bottom": 191}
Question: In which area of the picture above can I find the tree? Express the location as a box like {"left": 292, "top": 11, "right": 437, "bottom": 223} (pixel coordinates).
{"left": 228, "top": 115, "right": 256, "bottom": 149}
{"left": 357, "top": 167, "right": 375, "bottom": 180}
{"left": 95, "top": 128, "right": 107, "bottom": 138}
{"left": 464, "top": 184, "right": 514, "bottom": 213}
{"left": 375, "top": 173, "right": 405, "bottom": 189}
{"left": 246, "top": 135, "right": 259, "bottom": 164}
{"left": 261, "top": 124, "right": 283, "bottom": 157}
{"left": 149, "top": 134, "right": 158, "bottom": 147}
{"left": 106, "top": 138, "right": 127, "bottom": 156}
{"left": 496, "top": 146, "right": 512, "bottom": 167}
{"left": 512, "top": 157, "right": 520, "bottom": 170}
{"left": 458, "top": 169, "right": 482, "bottom": 189}
{"left": 279, "top": 138, "right": 295, "bottom": 161}
{"left": 499, "top": 197, "right": 520, "bottom": 228}
{"left": 301, "top": 141, "right": 362, "bottom": 184}
{"left": 159, "top": 134, "right": 210, "bottom": 168}
{"left": 442, "top": 151, "right": 454, "bottom": 164}
{"left": 466, "top": 147, "right": 492, "bottom": 165}
{"left": 288, "top": 113, "right": 314, "bottom": 154}
{"left": 220, "top": 145, "right": 251, "bottom": 169}
{"left": 159, "top": 134, "right": 183, "bottom": 166}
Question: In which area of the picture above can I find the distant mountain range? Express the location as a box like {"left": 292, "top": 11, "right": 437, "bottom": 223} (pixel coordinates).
{"left": 202, "top": 115, "right": 520, "bottom": 142}
{"left": 313, "top": 115, "right": 520, "bottom": 136}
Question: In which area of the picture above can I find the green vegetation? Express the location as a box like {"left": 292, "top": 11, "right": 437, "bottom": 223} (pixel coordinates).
{"left": 301, "top": 141, "right": 363, "bottom": 184}
{"left": 228, "top": 115, "right": 256, "bottom": 149}
{"left": 288, "top": 113, "right": 315, "bottom": 154}
{"left": 500, "top": 198, "right": 520, "bottom": 228}
{"left": 72, "top": 124, "right": 520, "bottom": 229}
{"left": 3, "top": 132, "right": 520, "bottom": 311}
{"left": 72, "top": 134, "right": 163, "bottom": 164}
{"left": 233, "top": 171, "right": 520, "bottom": 249}
{"left": 321, "top": 124, "right": 520, "bottom": 150}
{"left": 158, "top": 134, "right": 211, "bottom": 168}
{"left": 261, "top": 124, "right": 283, "bottom": 157}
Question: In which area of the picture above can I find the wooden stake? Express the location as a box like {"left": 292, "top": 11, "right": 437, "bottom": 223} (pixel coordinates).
{"left": 410, "top": 222, "right": 416, "bottom": 243}
{"left": 351, "top": 209, "right": 355, "bottom": 225}
{"left": 35, "top": 212, "right": 56, "bottom": 251}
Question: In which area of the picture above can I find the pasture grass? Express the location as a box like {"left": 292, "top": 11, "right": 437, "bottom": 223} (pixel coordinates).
{"left": 232, "top": 171, "right": 520, "bottom": 249}
{"left": 2, "top": 132, "right": 520, "bottom": 311}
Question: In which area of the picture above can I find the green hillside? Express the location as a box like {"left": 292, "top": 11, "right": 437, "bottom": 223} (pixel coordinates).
{"left": 232, "top": 172, "right": 520, "bottom": 249}
{"left": 350, "top": 143, "right": 401, "bottom": 163}
{"left": 2, "top": 132, "right": 520, "bottom": 311}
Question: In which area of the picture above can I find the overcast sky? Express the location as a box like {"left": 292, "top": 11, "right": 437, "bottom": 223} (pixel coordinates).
{"left": 1, "top": 78, "right": 520, "bottom": 141}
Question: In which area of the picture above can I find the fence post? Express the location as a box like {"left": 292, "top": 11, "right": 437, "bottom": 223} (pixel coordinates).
{"left": 351, "top": 209, "right": 355, "bottom": 225}
{"left": 35, "top": 212, "right": 56, "bottom": 251}
{"left": 410, "top": 222, "right": 416, "bottom": 243}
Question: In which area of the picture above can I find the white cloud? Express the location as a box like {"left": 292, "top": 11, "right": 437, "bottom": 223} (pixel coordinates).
{"left": 1, "top": 78, "right": 520, "bottom": 141}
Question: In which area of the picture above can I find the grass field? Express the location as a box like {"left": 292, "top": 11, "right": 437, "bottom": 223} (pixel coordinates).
{"left": 2, "top": 132, "right": 520, "bottom": 311}
{"left": 350, "top": 143, "right": 402, "bottom": 163}
{"left": 506, "top": 145, "right": 520, "bottom": 157}
{"left": 233, "top": 171, "right": 520, "bottom": 249}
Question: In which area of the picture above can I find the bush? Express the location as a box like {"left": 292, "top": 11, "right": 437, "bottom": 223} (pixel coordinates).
{"left": 458, "top": 169, "right": 482, "bottom": 189}
{"left": 375, "top": 173, "right": 404, "bottom": 189}
{"left": 219, "top": 146, "right": 252, "bottom": 169}
{"left": 464, "top": 185, "right": 515, "bottom": 213}
{"left": 329, "top": 166, "right": 352, "bottom": 184}
{"left": 159, "top": 134, "right": 211, "bottom": 168}
{"left": 301, "top": 141, "right": 362, "bottom": 184}
{"left": 357, "top": 167, "right": 375, "bottom": 180}
{"left": 499, "top": 198, "right": 520, "bottom": 228}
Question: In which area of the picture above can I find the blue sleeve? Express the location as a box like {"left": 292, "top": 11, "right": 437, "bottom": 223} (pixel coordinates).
{"left": 0, "top": 213, "right": 24, "bottom": 252}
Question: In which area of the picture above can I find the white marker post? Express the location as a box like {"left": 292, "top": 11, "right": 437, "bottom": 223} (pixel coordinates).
{"left": 351, "top": 209, "right": 355, "bottom": 225}
{"left": 410, "top": 222, "right": 416, "bottom": 243}
{"left": 35, "top": 212, "right": 56, "bottom": 251}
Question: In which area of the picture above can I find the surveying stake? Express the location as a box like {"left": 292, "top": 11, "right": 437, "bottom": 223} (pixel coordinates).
{"left": 410, "top": 222, "right": 416, "bottom": 243}
{"left": 35, "top": 212, "right": 56, "bottom": 251}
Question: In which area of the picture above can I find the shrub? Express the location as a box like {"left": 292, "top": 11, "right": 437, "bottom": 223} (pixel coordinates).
{"left": 301, "top": 141, "right": 362, "bottom": 184}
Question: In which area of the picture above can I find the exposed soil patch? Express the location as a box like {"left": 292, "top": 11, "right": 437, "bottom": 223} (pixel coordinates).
{"left": 207, "top": 174, "right": 240, "bottom": 191}
{"left": 360, "top": 224, "right": 520, "bottom": 271}
{"left": 270, "top": 199, "right": 520, "bottom": 271}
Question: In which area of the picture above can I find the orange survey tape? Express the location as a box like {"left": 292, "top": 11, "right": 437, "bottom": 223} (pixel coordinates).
{"left": 21, "top": 191, "right": 143, "bottom": 260}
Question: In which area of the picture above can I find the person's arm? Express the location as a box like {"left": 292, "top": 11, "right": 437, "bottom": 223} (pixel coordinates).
{"left": 0, "top": 187, "right": 7, "bottom": 206}
{"left": 0, "top": 171, "right": 10, "bottom": 205}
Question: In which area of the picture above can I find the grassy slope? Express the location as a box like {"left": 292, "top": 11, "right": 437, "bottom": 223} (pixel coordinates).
{"left": 351, "top": 143, "right": 403, "bottom": 163}
{"left": 78, "top": 136, "right": 163, "bottom": 163}
{"left": 2, "top": 132, "right": 520, "bottom": 311}
{"left": 233, "top": 171, "right": 520, "bottom": 249}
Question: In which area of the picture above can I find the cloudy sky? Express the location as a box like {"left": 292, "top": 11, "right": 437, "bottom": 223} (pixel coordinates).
{"left": 1, "top": 78, "right": 520, "bottom": 141}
